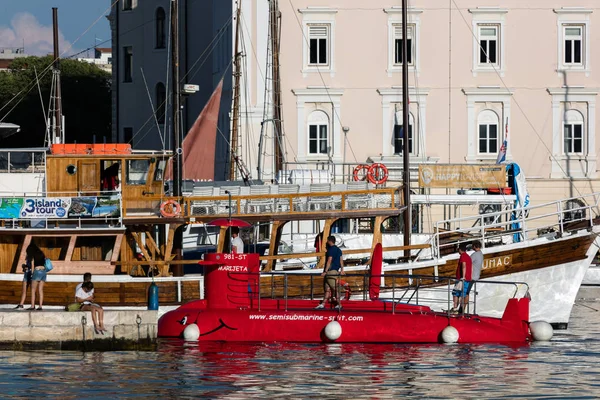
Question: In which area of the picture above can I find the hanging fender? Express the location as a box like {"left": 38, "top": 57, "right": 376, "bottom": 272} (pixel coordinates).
{"left": 160, "top": 200, "right": 182, "bottom": 218}
{"left": 367, "top": 163, "right": 389, "bottom": 185}
{"left": 353, "top": 164, "right": 370, "bottom": 181}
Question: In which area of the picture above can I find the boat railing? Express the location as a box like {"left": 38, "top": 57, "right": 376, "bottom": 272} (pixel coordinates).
{"left": 122, "top": 186, "right": 403, "bottom": 219}
{"left": 430, "top": 192, "right": 600, "bottom": 257}
{"left": 249, "top": 271, "right": 529, "bottom": 316}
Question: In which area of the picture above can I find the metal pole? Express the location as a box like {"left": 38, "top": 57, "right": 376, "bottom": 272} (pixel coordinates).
{"left": 171, "top": 0, "right": 182, "bottom": 196}
{"left": 226, "top": 190, "right": 232, "bottom": 252}
{"left": 402, "top": 0, "right": 411, "bottom": 258}
{"left": 52, "top": 8, "right": 62, "bottom": 144}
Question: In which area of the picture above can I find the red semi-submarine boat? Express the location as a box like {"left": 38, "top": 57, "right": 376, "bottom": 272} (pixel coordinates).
{"left": 158, "top": 244, "right": 547, "bottom": 344}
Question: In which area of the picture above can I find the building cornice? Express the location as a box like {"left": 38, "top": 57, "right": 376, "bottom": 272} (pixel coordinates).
{"left": 468, "top": 7, "right": 508, "bottom": 15}
{"left": 462, "top": 87, "right": 514, "bottom": 96}
{"left": 553, "top": 7, "right": 593, "bottom": 15}
{"left": 384, "top": 7, "right": 423, "bottom": 14}
{"left": 298, "top": 7, "right": 338, "bottom": 14}
{"left": 547, "top": 88, "right": 599, "bottom": 96}
{"left": 377, "top": 88, "right": 430, "bottom": 96}
{"left": 293, "top": 88, "right": 344, "bottom": 97}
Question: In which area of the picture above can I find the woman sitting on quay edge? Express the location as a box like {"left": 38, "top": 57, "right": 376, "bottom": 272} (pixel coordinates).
{"left": 76, "top": 281, "right": 106, "bottom": 334}
{"left": 15, "top": 244, "right": 47, "bottom": 310}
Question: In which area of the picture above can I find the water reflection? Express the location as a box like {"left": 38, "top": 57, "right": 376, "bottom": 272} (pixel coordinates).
{"left": 0, "top": 293, "right": 599, "bottom": 397}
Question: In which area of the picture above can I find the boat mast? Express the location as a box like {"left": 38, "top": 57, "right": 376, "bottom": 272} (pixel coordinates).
{"left": 229, "top": 0, "right": 242, "bottom": 181}
{"left": 171, "top": 0, "right": 183, "bottom": 196}
{"left": 271, "top": 0, "right": 284, "bottom": 177}
{"left": 50, "top": 7, "right": 63, "bottom": 145}
{"left": 401, "top": 0, "right": 411, "bottom": 256}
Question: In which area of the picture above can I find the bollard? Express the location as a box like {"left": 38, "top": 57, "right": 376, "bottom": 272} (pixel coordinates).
{"left": 148, "top": 282, "right": 159, "bottom": 310}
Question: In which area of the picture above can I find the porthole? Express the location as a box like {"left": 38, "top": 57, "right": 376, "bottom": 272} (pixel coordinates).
{"left": 66, "top": 164, "right": 77, "bottom": 175}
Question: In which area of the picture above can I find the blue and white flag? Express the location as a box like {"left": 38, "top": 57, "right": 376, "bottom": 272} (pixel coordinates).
{"left": 496, "top": 118, "right": 508, "bottom": 164}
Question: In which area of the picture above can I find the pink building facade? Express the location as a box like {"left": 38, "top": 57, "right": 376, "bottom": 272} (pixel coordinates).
{"left": 237, "top": 1, "right": 600, "bottom": 201}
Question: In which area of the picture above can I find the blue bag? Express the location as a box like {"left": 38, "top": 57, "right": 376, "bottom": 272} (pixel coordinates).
{"left": 44, "top": 258, "right": 53, "bottom": 272}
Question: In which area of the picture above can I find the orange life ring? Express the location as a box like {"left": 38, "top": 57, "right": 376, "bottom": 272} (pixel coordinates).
{"left": 160, "top": 200, "right": 182, "bottom": 218}
{"left": 353, "top": 164, "right": 370, "bottom": 181}
{"left": 367, "top": 163, "right": 389, "bottom": 185}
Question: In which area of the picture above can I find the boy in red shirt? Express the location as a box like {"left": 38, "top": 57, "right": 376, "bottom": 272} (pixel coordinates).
{"left": 451, "top": 243, "right": 472, "bottom": 314}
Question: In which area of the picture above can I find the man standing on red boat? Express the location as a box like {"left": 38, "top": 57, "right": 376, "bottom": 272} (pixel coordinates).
{"left": 451, "top": 243, "right": 472, "bottom": 314}
{"left": 315, "top": 236, "right": 344, "bottom": 309}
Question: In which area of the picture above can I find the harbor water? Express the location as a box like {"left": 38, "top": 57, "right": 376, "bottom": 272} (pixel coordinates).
{"left": 1, "top": 288, "right": 600, "bottom": 398}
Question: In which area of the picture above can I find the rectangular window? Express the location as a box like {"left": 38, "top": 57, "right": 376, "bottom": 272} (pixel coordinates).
{"left": 479, "top": 124, "right": 498, "bottom": 154}
{"left": 126, "top": 159, "right": 150, "bottom": 185}
{"left": 564, "top": 25, "right": 583, "bottom": 65}
{"left": 308, "top": 25, "right": 329, "bottom": 65}
{"left": 564, "top": 124, "right": 583, "bottom": 153}
{"left": 123, "top": 46, "right": 133, "bottom": 82}
{"left": 309, "top": 124, "right": 328, "bottom": 154}
{"left": 123, "top": 0, "right": 133, "bottom": 10}
{"left": 393, "top": 124, "right": 413, "bottom": 154}
{"left": 479, "top": 25, "right": 498, "bottom": 65}
{"left": 393, "top": 25, "right": 414, "bottom": 66}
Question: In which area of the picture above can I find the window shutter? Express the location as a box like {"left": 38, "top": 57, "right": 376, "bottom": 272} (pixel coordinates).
{"left": 394, "top": 25, "right": 402, "bottom": 39}
{"left": 309, "top": 26, "right": 328, "bottom": 38}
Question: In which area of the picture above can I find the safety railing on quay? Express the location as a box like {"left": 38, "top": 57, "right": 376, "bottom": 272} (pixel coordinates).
{"left": 242, "top": 271, "right": 529, "bottom": 317}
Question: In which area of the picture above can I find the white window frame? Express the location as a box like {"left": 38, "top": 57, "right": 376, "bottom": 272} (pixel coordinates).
{"left": 307, "top": 25, "right": 329, "bottom": 67}
{"left": 554, "top": 8, "right": 592, "bottom": 75}
{"left": 477, "top": 24, "right": 499, "bottom": 67}
{"left": 385, "top": 7, "right": 422, "bottom": 77}
{"left": 548, "top": 88, "right": 597, "bottom": 178}
{"left": 292, "top": 88, "right": 344, "bottom": 162}
{"left": 463, "top": 88, "right": 513, "bottom": 162}
{"left": 468, "top": 8, "right": 507, "bottom": 76}
{"left": 563, "top": 110, "right": 584, "bottom": 155}
{"left": 299, "top": 8, "right": 337, "bottom": 77}
{"left": 377, "top": 88, "right": 429, "bottom": 160}
{"left": 307, "top": 111, "right": 330, "bottom": 156}
{"left": 477, "top": 110, "right": 500, "bottom": 155}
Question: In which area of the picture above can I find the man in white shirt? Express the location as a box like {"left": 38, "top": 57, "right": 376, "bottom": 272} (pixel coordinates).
{"left": 231, "top": 226, "right": 244, "bottom": 254}
{"left": 75, "top": 272, "right": 93, "bottom": 297}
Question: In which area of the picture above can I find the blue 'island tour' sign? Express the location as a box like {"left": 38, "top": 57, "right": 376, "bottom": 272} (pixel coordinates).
{"left": 0, "top": 195, "right": 120, "bottom": 219}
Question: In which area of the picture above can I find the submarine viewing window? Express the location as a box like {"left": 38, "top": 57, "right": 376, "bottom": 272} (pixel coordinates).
{"left": 66, "top": 164, "right": 77, "bottom": 175}
{"left": 126, "top": 159, "right": 150, "bottom": 185}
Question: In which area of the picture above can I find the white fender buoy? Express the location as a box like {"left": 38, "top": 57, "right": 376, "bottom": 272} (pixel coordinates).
{"left": 324, "top": 321, "right": 342, "bottom": 341}
{"left": 530, "top": 321, "right": 553, "bottom": 341}
{"left": 183, "top": 323, "right": 200, "bottom": 341}
{"left": 441, "top": 326, "right": 459, "bottom": 344}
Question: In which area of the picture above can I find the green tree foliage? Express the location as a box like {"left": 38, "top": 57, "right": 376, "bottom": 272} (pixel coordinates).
{"left": 0, "top": 56, "right": 111, "bottom": 147}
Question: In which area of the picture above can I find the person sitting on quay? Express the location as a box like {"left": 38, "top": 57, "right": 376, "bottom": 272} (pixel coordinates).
{"left": 76, "top": 281, "right": 106, "bottom": 335}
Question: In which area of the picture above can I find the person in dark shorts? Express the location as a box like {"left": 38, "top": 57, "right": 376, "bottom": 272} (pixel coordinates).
{"left": 315, "top": 236, "right": 344, "bottom": 309}
{"left": 14, "top": 258, "right": 33, "bottom": 309}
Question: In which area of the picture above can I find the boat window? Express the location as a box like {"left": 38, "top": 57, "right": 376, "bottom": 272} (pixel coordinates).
{"left": 154, "top": 159, "right": 166, "bottom": 181}
{"left": 31, "top": 237, "right": 70, "bottom": 261}
{"left": 8, "top": 152, "right": 33, "bottom": 172}
{"left": 66, "top": 164, "right": 77, "bottom": 175}
{"left": 126, "top": 159, "right": 150, "bottom": 185}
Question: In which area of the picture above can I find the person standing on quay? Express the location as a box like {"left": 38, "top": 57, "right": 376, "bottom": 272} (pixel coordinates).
{"left": 315, "top": 236, "right": 344, "bottom": 309}
{"left": 26, "top": 243, "right": 47, "bottom": 310}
